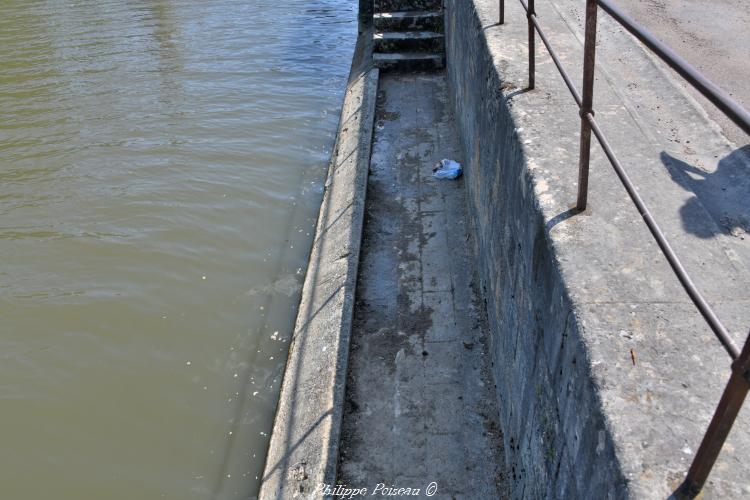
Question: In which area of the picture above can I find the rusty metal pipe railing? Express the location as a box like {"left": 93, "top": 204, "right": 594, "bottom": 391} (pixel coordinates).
{"left": 678, "top": 332, "right": 750, "bottom": 496}
{"left": 497, "top": 0, "right": 750, "bottom": 494}
{"left": 527, "top": 0, "right": 535, "bottom": 89}
{"left": 576, "top": 0, "right": 598, "bottom": 210}
{"left": 596, "top": 0, "right": 750, "bottom": 136}
{"left": 513, "top": 0, "right": 741, "bottom": 362}
{"left": 518, "top": 0, "right": 581, "bottom": 106}
{"left": 585, "top": 109, "right": 739, "bottom": 361}
{"left": 502, "top": 0, "right": 750, "bottom": 133}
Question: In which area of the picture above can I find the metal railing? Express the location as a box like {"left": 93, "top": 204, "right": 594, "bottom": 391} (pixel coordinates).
{"left": 497, "top": 0, "right": 750, "bottom": 496}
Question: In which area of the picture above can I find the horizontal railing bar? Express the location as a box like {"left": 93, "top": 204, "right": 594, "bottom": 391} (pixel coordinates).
{"left": 585, "top": 111, "right": 741, "bottom": 360}
{"left": 506, "top": 0, "right": 748, "bottom": 488}
{"left": 510, "top": 0, "right": 744, "bottom": 359}
{"left": 519, "top": 0, "right": 583, "bottom": 106}
{"left": 596, "top": 0, "right": 750, "bottom": 136}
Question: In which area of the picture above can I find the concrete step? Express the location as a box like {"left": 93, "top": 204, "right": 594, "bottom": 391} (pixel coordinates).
{"left": 373, "top": 31, "right": 444, "bottom": 53}
{"left": 373, "top": 11, "right": 444, "bottom": 32}
{"left": 374, "top": 0, "right": 443, "bottom": 13}
{"left": 372, "top": 52, "right": 445, "bottom": 72}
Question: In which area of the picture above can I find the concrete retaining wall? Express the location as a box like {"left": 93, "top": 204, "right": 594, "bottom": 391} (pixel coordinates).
{"left": 445, "top": 1, "right": 628, "bottom": 497}
{"left": 444, "top": 0, "right": 750, "bottom": 497}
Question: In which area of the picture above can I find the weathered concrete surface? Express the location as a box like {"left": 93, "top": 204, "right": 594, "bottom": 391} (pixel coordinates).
{"left": 258, "top": 46, "right": 379, "bottom": 500}
{"left": 372, "top": 0, "right": 446, "bottom": 72}
{"left": 614, "top": 0, "right": 750, "bottom": 147}
{"left": 373, "top": 31, "right": 445, "bottom": 54}
{"left": 338, "top": 73, "right": 508, "bottom": 498}
{"left": 375, "top": 0, "right": 442, "bottom": 11}
{"left": 373, "top": 11, "right": 444, "bottom": 32}
{"left": 445, "top": 0, "right": 750, "bottom": 498}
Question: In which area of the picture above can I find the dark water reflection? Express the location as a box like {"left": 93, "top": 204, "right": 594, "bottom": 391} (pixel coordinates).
{"left": 0, "top": 0, "right": 356, "bottom": 498}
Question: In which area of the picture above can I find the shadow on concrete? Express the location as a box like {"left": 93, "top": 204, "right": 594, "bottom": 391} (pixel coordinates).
{"left": 660, "top": 146, "right": 750, "bottom": 239}
{"left": 546, "top": 206, "right": 582, "bottom": 231}
{"left": 505, "top": 87, "right": 533, "bottom": 100}
{"left": 260, "top": 407, "right": 334, "bottom": 483}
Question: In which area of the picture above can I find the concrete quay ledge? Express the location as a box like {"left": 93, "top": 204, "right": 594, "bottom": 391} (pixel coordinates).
{"left": 446, "top": 0, "right": 750, "bottom": 498}
{"left": 258, "top": 40, "right": 379, "bottom": 499}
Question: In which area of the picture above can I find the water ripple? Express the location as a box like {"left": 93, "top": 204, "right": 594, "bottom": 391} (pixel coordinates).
{"left": 0, "top": 0, "right": 356, "bottom": 498}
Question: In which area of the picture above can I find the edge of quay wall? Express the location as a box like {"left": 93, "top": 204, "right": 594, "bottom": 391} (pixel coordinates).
{"left": 444, "top": 0, "right": 750, "bottom": 498}
{"left": 258, "top": 30, "right": 379, "bottom": 499}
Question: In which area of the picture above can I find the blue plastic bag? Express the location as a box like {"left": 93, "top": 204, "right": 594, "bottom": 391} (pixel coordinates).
{"left": 432, "top": 159, "right": 462, "bottom": 179}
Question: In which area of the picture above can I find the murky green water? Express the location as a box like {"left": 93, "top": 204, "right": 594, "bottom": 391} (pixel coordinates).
{"left": 0, "top": 1, "right": 356, "bottom": 498}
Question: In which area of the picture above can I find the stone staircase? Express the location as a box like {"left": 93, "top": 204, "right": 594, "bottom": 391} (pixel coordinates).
{"left": 372, "top": 0, "right": 445, "bottom": 71}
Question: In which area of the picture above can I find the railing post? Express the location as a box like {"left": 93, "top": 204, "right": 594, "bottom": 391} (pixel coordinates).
{"left": 527, "top": 0, "right": 535, "bottom": 89}
{"left": 499, "top": 0, "right": 505, "bottom": 25}
{"left": 576, "top": 0, "right": 598, "bottom": 211}
{"left": 677, "top": 331, "right": 750, "bottom": 498}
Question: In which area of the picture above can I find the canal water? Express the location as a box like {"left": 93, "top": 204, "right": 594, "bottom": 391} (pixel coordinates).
{"left": 0, "top": 0, "right": 356, "bottom": 498}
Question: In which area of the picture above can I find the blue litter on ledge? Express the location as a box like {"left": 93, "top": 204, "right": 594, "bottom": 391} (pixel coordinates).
{"left": 432, "top": 159, "right": 462, "bottom": 179}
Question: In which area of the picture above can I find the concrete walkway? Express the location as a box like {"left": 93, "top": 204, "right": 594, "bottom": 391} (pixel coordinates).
{"left": 337, "top": 73, "right": 507, "bottom": 498}
{"left": 614, "top": 0, "right": 750, "bottom": 146}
